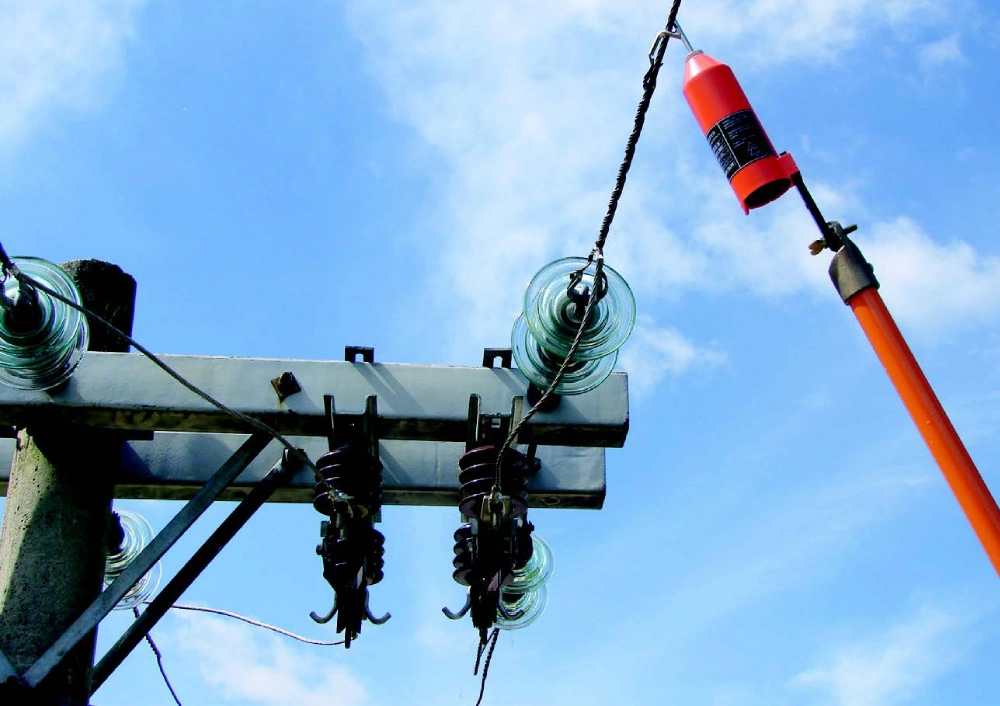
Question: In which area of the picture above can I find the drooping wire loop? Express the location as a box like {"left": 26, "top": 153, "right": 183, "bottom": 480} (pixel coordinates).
{"left": 512, "top": 256, "right": 634, "bottom": 395}
{"left": 0, "top": 257, "right": 89, "bottom": 391}
{"left": 105, "top": 510, "right": 162, "bottom": 610}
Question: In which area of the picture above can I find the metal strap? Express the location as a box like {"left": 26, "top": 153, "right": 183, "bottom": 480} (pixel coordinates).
{"left": 91, "top": 451, "right": 298, "bottom": 692}
{"left": 0, "top": 644, "right": 20, "bottom": 682}
{"left": 22, "top": 432, "right": 272, "bottom": 688}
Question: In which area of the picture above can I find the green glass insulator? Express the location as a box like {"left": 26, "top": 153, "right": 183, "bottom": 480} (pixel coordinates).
{"left": 497, "top": 584, "right": 548, "bottom": 631}
{"left": 511, "top": 314, "right": 616, "bottom": 395}
{"left": 496, "top": 534, "right": 554, "bottom": 631}
{"left": 104, "top": 510, "right": 162, "bottom": 610}
{"left": 0, "top": 257, "right": 88, "bottom": 391}
{"left": 507, "top": 533, "right": 554, "bottom": 594}
{"left": 522, "top": 257, "right": 635, "bottom": 362}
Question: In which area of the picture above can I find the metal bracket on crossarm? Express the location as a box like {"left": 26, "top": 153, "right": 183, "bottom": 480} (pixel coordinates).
{"left": 17, "top": 433, "right": 280, "bottom": 693}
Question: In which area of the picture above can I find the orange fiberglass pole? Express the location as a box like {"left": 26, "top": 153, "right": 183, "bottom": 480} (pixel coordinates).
{"left": 817, "top": 217, "right": 1000, "bottom": 579}
{"left": 678, "top": 21, "right": 1000, "bottom": 577}
{"left": 849, "top": 287, "right": 1000, "bottom": 576}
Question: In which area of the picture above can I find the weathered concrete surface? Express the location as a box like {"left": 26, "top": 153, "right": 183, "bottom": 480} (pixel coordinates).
{"left": 57, "top": 260, "right": 136, "bottom": 354}
{"left": 0, "top": 260, "right": 135, "bottom": 701}
{"left": 0, "top": 429, "right": 118, "bottom": 697}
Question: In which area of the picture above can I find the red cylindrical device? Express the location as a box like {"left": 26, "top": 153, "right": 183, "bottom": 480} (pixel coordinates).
{"left": 683, "top": 50, "right": 794, "bottom": 214}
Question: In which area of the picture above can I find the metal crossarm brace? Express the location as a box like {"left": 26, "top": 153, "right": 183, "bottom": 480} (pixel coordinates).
{"left": 0, "top": 645, "right": 18, "bottom": 683}
{"left": 20, "top": 433, "right": 272, "bottom": 689}
{"left": 0, "top": 435, "right": 608, "bottom": 509}
{"left": 91, "top": 451, "right": 299, "bottom": 693}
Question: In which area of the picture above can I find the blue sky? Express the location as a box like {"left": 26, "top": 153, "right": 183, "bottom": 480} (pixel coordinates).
{"left": 2, "top": 1, "right": 1000, "bottom": 704}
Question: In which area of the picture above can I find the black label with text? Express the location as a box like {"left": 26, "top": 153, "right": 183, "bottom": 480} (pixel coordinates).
{"left": 706, "top": 109, "right": 775, "bottom": 180}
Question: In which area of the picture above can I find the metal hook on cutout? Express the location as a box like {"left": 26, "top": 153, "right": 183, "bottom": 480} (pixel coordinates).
{"left": 442, "top": 593, "right": 472, "bottom": 620}
{"left": 365, "top": 591, "right": 391, "bottom": 625}
{"left": 310, "top": 596, "right": 338, "bottom": 624}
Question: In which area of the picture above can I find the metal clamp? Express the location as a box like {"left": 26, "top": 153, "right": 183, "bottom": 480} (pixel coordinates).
{"left": 23, "top": 433, "right": 273, "bottom": 690}
{"left": 827, "top": 223, "right": 879, "bottom": 304}
{"left": 482, "top": 348, "right": 512, "bottom": 369}
{"left": 0, "top": 644, "right": 22, "bottom": 686}
{"left": 345, "top": 346, "right": 375, "bottom": 364}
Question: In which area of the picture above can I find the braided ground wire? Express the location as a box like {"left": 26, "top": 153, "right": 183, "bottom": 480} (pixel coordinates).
{"left": 493, "top": 0, "right": 683, "bottom": 488}
{"left": 481, "top": 3, "right": 684, "bottom": 703}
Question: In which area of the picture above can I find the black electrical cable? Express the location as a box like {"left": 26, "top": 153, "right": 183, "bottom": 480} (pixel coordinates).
{"left": 596, "top": 0, "right": 683, "bottom": 253}
{"left": 494, "top": 0, "right": 683, "bottom": 485}
{"left": 0, "top": 241, "right": 350, "bottom": 506}
{"left": 481, "top": 4, "right": 684, "bottom": 703}
{"left": 132, "top": 606, "right": 183, "bottom": 706}
{"left": 473, "top": 628, "right": 500, "bottom": 706}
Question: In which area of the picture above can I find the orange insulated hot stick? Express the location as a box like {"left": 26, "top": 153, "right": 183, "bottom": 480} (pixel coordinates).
{"left": 676, "top": 21, "right": 1000, "bottom": 578}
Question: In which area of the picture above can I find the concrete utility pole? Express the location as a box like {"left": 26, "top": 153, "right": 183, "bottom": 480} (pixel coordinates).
{"left": 0, "top": 260, "right": 136, "bottom": 703}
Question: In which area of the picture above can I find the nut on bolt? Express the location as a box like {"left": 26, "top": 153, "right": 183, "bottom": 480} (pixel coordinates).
{"left": 271, "top": 371, "right": 302, "bottom": 402}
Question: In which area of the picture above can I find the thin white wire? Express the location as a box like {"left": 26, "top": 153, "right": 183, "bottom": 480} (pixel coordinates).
{"left": 147, "top": 601, "right": 345, "bottom": 646}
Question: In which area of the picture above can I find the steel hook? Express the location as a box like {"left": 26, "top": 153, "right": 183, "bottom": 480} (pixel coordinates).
{"left": 364, "top": 590, "right": 391, "bottom": 625}
{"left": 442, "top": 593, "right": 472, "bottom": 620}
{"left": 309, "top": 596, "right": 338, "bottom": 624}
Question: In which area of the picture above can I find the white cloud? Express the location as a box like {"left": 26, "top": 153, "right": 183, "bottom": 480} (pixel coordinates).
{"left": 168, "top": 612, "right": 370, "bottom": 706}
{"left": 682, "top": 0, "right": 946, "bottom": 66}
{"left": 619, "top": 321, "right": 726, "bottom": 396}
{"left": 682, "top": 178, "right": 844, "bottom": 298}
{"left": 918, "top": 33, "right": 965, "bottom": 72}
{"left": 0, "top": 0, "right": 144, "bottom": 153}
{"left": 683, "top": 190, "right": 1000, "bottom": 335}
{"left": 658, "top": 466, "right": 933, "bottom": 637}
{"left": 859, "top": 218, "right": 1000, "bottom": 335}
{"left": 791, "top": 603, "right": 971, "bottom": 706}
